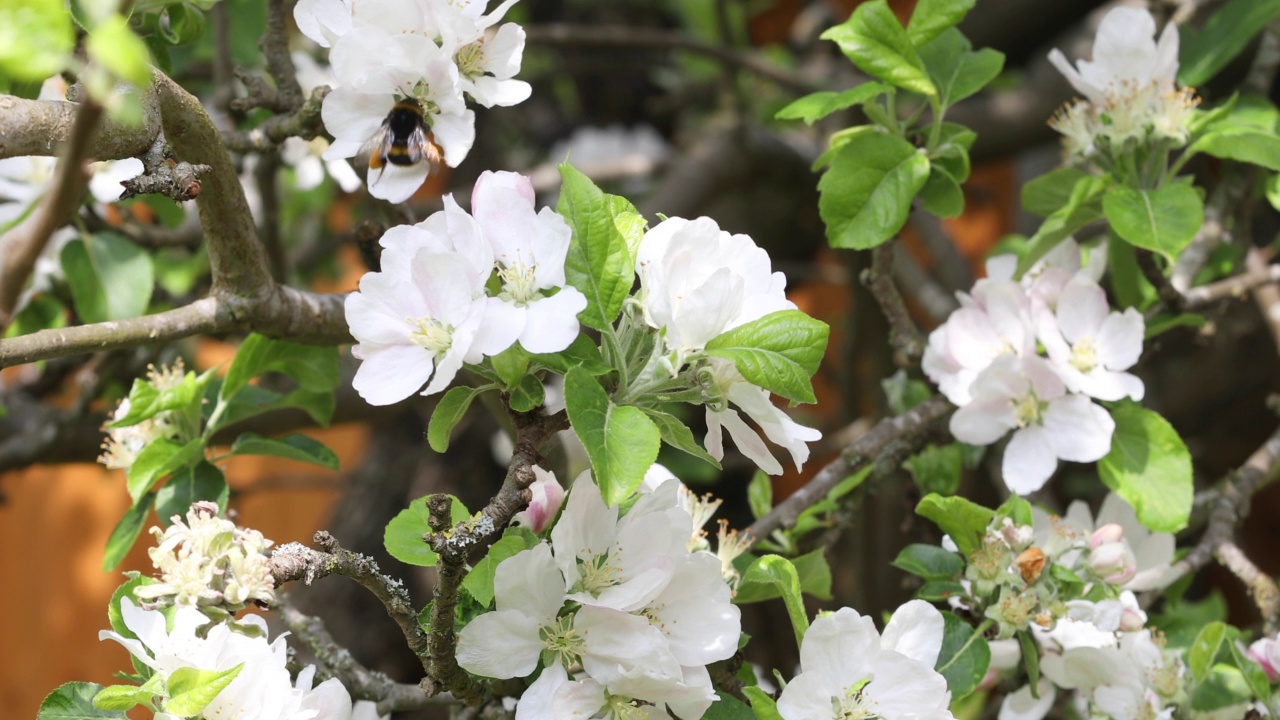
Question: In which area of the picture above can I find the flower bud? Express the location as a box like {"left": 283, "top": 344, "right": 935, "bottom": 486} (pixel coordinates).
{"left": 511, "top": 467, "right": 565, "bottom": 534}
{"left": 1248, "top": 637, "right": 1280, "bottom": 682}
{"left": 1089, "top": 541, "right": 1136, "bottom": 584}
{"left": 1090, "top": 523, "right": 1124, "bottom": 549}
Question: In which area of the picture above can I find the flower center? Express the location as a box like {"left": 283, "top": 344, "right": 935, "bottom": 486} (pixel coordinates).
{"left": 497, "top": 260, "right": 540, "bottom": 305}
{"left": 832, "top": 679, "right": 879, "bottom": 720}
{"left": 576, "top": 552, "right": 621, "bottom": 596}
{"left": 1070, "top": 337, "right": 1098, "bottom": 373}
{"left": 540, "top": 615, "right": 584, "bottom": 668}
{"left": 1011, "top": 391, "right": 1047, "bottom": 428}
{"left": 455, "top": 40, "right": 486, "bottom": 80}
{"left": 407, "top": 315, "right": 454, "bottom": 353}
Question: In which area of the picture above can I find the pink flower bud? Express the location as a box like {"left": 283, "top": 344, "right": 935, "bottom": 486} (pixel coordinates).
{"left": 1090, "top": 523, "right": 1124, "bottom": 549}
{"left": 512, "top": 467, "right": 565, "bottom": 534}
{"left": 1248, "top": 638, "right": 1280, "bottom": 682}
{"left": 1119, "top": 605, "right": 1146, "bottom": 632}
{"left": 1089, "top": 541, "right": 1136, "bottom": 584}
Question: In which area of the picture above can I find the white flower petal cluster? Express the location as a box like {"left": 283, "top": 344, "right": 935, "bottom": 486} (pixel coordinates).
{"left": 295, "top": 0, "right": 529, "bottom": 202}
{"left": 925, "top": 240, "right": 1143, "bottom": 494}
{"left": 635, "top": 216, "right": 821, "bottom": 475}
{"left": 1047, "top": 7, "right": 1198, "bottom": 157}
{"left": 456, "top": 471, "right": 741, "bottom": 719}
{"left": 345, "top": 171, "right": 585, "bottom": 405}
{"left": 98, "top": 360, "right": 188, "bottom": 470}
{"left": 1035, "top": 493, "right": 1176, "bottom": 593}
{"left": 135, "top": 501, "right": 277, "bottom": 612}
{"left": 283, "top": 51, "right": 364, "bottom": 193}
{"left": 101, "top": 599, "right": 384, "bottom": 720}
{"left": 1027, "top": 629, "right": 1183, "bottom": 720}
{"left": 776, "top": 601, "right": 956, "bottom": 720}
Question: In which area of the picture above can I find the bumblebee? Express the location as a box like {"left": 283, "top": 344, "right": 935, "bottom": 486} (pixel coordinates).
{"left": 367, "top": 98, "right": 443, "bottom": 173}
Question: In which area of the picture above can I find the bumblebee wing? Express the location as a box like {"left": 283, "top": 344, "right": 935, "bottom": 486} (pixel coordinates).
{"left": 402, "top": 123, "right": 429, "bottom": 165}
{"left": 362, "top": 121, "right": 396, "bottom": 170}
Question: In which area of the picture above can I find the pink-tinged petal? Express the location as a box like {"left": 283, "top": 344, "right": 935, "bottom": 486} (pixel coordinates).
{"left": 455, "top": 609, "right": 545, "bottom": 679}
{"left": 368, "top": 162, "right": 431, "bottom": 204}
{"left": 432, "top": 110, "right": 477, "bottom": 167}
{"left": 519, "top": 289, "right": 586, "bottom": 354}
{"left": 1003, "top": 426, "right": 1057, "bottom": 495}
{"left": 717, "top": 407, "right": 783, "bottom": 476}
{"left": 985, "top": 254, "right": 1017, "bottom": 281}
{"left": 981, "top": 280, "right": 1034, "bottom": 353}
{"left": 1095, "top": 308, "right": 1144, "bottom": 371}
{"left": 1022, "top": 355, "right": 1066, "bottom": 400}
{"left": 1043, "top": 394, "right": 1115, "bottom": 462}
{"left": 950, "top": 396, "right": 1017, "bottom": 446}
{"left": 945, "top": 309, "right": 1004, "bottom": 368}
{"left": 881, "top": 599, "right": 944, "bottom": 666}
{"left": 352, "top": 344, "right": 434, "bottom": 406}
{"left": 1056, "top": 277, "right": 1108, "bottom": 343}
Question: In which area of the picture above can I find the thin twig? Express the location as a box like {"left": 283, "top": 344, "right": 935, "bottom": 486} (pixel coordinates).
{"left": 1136, "top": 249, "right": 1185, "bottom": 312}
{"left": 746, "top": 395, "right": 954, "bottom": 541}
{"left": 862, "top": 243, "right": 926, "bottom": 365}
{"left": 1183, "top": 258, "right": 1280, "bottom": 308}
{"left": 0, "top": 97, "right": 102, "bottom": 328}
{"left": 1215, "top": 542, "right": 1280, "bottom": 633}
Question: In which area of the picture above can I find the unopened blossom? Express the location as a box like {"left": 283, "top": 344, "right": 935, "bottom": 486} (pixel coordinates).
{"left": 1247, "top": 635, "right": 1280, "bottom": 681}
{"left": 950, "top": 355, "right": 1115, "bottom": 494}
{"left": 777, "top": 601, "right": 955, "bottom": 720}
{"left": 1059, "top": 494, "right": 1176, "bottom": 592}
{"left": 135, "top": 501, "right": 276, "bottom": 611}
{"left": 1038, "top": 275, "right": 1145, "bottom": 402}
{"left": 511, "top": 466, "right": 565, "bottom": 533}
{"left": 468, "top": 170, "right": 587, "bottom": 353}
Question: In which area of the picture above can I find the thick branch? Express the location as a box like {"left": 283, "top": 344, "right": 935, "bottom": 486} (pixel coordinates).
{"left": 0, "top": 86, "right": 160, "bottom": 160}
{"left": 269, "top": 532, "right": 432, "bottom": 673}
{"left": 746, "top": 395, "right": 954, "bottom": 541}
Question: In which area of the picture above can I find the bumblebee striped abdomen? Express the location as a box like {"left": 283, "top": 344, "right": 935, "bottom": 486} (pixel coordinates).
{"left": 368, "top": 99, "right": 438, "bottom": 170}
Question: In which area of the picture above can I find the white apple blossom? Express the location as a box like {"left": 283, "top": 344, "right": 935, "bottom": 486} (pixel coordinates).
{"left": 469, "top": 170, "right": 587, "bottom": 353}
{"left": 1037, "top": 275, "right": 1145, "bottom": 402}
{"left": 777, "top": 601, "right": 955, "bottom": 720}
{"left": 281, "top": 51, "right": 362, "bottom": 193}
{"left": 100, "top": 599, "right": 378, "bottom": 720}
{"left": 950, "top": 354, "right": 1115, "bottom": 494}
{"left": 704, "top": 358, "right": 821, "bottom": 475}
{"left": 923, "top": 278, "right": 1036, "bottom": 406}
{"left": 431, "top": 2, "right": 530, "bottom": 108}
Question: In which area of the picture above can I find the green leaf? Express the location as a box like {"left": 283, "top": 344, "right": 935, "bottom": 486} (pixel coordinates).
{"left": 735, "top": 555, "right": 809, "bottom": 647}
{"left": 1104, "top": 183, "right": 1204, "bottom": 262}
{"left": 907, "top": 0, "right": 977, "bottom": 47}
{"left": 70, "top": 233, "right": 154, "bottom": 322}
{"left": 701, "top": 693, "right": 756, "bottom": 720}
{"left": 1021, "top": 167, "right": 1090, "bottom": 217}
{"left": 163, "top": 664, "right": 243, "bottom": 717}
{"left": 917, "top": 28, "right": 1004, "bottom": 108}
{"left": 529, "top": 334, "right": 611, "bottom": 376}
{"left": 508, "top": 374, "right": 546, "bottom": 413}
{"left": 917, "top": 580, "right": 967, "bottom": 602}
{"left": 821, "top": 0, "right": 936, "bottom": 96}
{"left": 212, "top": 384, "right": 336, "bottom": 430}
{"left": 102, "top": 492, "right": 154, "bottom": 571}
{"left": 107, "top": 573, "right": 155, "bottom": 642}
{"left": 904, "top": 443, "right": 968, "bottom": 496}
{"left": 126, "top": 438, "right": 204, "bottom": 502}
{"left": 86, "top": 15, "right": 152, "bottom": 86}
{"left": 111, "top": 373, "right": 199, "bottom": 428}
{"left": 383, "top": 494, "right": 471, "bottom": 567}
{"left": 932, "top": 122, "right": 976, "bottom": 182}
{"left": 155, "top": 460, "right": 228, "bottom": 525}
{"left": 995, "top": 495, "right": 1033, "bottom": 527}
{"left": 1189, "top": 129, "right": 1280, "bottom": 171}
{"left": 917, "top": 164, "right": 964, "bottom": 218}
{"left": 1227, "top": 637, "right": 1272, "bottom": 701}
{"left": 558, "top": 164, "right": 633, "bottom": 331}
{"left": 747, "top": 470, "right": 772, "bottom": 520}
{"left": 92, "top": 684, "right": 156, "bottom": 712}
{"left": 461, "top": 531, "right": 538, "bottom": 607}
{"left": 1017, "top": 630, "right": 1040, "bottom": 698}
{"left": 882, "top": 369, "right": 933, "bottom": 414}
{"left": 1189, "top": 622, "right": 1228, "bottom": 683}
{"left": 916, "top": 493, "right": 994, "bottom": 556}
{"left": 1179, "top": 0, "right": 1280, "bottom": 87}
{"left": 1191, "top": 665, "right": 1254, "bottom": 711}
{"left": 0, "top": 0, "right": 75, "bottom": 83}
{"left": 1108, "top": 236, "right": 1148, "bottom": 310}
{"left": 793, "top": 548, "right": 834, "bottom": 600}
{"left": 640, "top": 407, "right": 722, "bottom": 468}
{"left": 1016, "top": 175, "right": 1108, "bottom": 276}
{"left": 1098, "top": 403, "right": 1193, "bottom": 533}
{"left": 1145, "top": 312, "right": 1206, "bottom": 338}
{"left": 819, "top": 132, "right": 931, "bottom": 249}
{"left": 428, "top": 385, "right": 487, "bottom": 453}
{"left": 490, "top": 343, "right": 531, "bottom": 388}
{"left": 893, "top": 543, "right": 964, "bottom": 580}
{"left": 229, "top": 433, "right": 338, "bottom": 469}
{"left": 38, "top": 682, "right": 127, "bottom": 719}
{"left": 774, "top": 83, "right": 891, "bottom": 124}
{"left": 704, "top": 309, "right": 830, "bottom": 404}
{"left": 220, "top": 334, "right": 340, "bottom": 402}
{"left": 564, "top": 366, "right": 661, "bottom": 505}
{"left": 743, "top": 687, "right": 784, "bottom": 720}
{"left": 934, "top": 611, "right": 991, "bottom": 700}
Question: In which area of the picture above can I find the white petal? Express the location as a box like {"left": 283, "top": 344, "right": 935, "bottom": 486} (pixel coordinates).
{"left": 950, "top": 395, "right": 1016, "bottom": 446}
{"left": 321, "top": 89, "right": 392, "bottom": 148}
{"left": 494, "top": 543, "right": 565, "bottom": 622}
{"left": 351, "top": 343, "right": 434, "bottom": 406}
{"left": 716, "top": 407, "right": 783, "bottom": 476}
{"left": 998, "top": 680, "right": 1055, "bottom": 720}
{"left": 1096, "top": 308, "right": 1145, "bottom": 371}
{"left": 431, "top": 110, "right": 477, "bottom": 167}
{"left": 1043, "top": 394, "right": 1115, "bottom": 462}
{"left": 516, "top": 664, "right": 568, "bottom": 720}
{"left": 1056, "top": 277, "right": 1108, "bottom": 343}
{"left": 1003, "top": 426, "right": 1058, "bottom": 495}
{"left": 455, "top": 610, "right": 545, "bottom": 679}
{"left": 881, "top": 599, "right": 945, "bottom": 666}
{"left": 518, "top": 289, "right": 587, "bottom": 354}
{"left": 368, "top": 162, "right": 431, "bottom": 204}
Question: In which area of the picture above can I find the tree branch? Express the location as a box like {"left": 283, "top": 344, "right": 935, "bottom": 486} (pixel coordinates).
{"left": 1182, "top": 256, "right": 1280, "bottom": 308}
{"left": 0, "top": 86, "right": 160, "bottom": 161}
{"left": 746, "top": 395, "right": 954, "bottom": 541}
{"left": 1215, "top": 542, "right": 1280, "bottom": 632}
{"left": 862, "top": 243, "right": 926, "bottom": 365}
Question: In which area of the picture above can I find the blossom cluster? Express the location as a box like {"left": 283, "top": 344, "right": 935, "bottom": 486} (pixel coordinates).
{"left": 135, "top": 501, "right": 277, "bottom": 619}
{"left": 294, "top": 0, "right": 530, "bottom": 202}
{"left": 101, "top": 599, "right": 383, "bottom": 720}
{"left": 345, "top": 170, "right": 586, "bottom": 405}
{"left": 778, "top": 601, "right": 956, "bottom": 720}
{"left": 455, "top": 472, "right": 741, "bottom": 719}
{"left": 99, "top": 359, "right": 188, "bottom": 470}
{"left": 923, "top": 239, "right": 1143, "bottom": 494}
{"left": 1047, "top": 7, "right": 1199, "bottom": 160}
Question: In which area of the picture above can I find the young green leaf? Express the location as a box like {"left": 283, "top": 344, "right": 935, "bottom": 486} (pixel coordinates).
{"left": 1016, "top": 175, "right": 1109, "bottom": 276}
{"left": 38, "top": 682, "right": 127, "bottom": 719}
{"left": 735, "top": 555, "right": 809, "bottom": 648}
{"left": 508, "top": 374, "right": 547, "bottom": 413}
{"left": 907, "top": 0, "right": 977, "bottom": 47}
{"left": 822, "top": 0, "right": 936, "bottom": 96}
{"left": 220, "top": 334, "right": 340, "bottom": 402}
{"left": 917, "top": 164, "right": 964, "bottom": 218}
{"left": 428, "top": 385, "right": 487, "bottom": 453}
{"left": 1021, "top": 167, "right": 1091, "bottom": 217}
{"left": 1103, "top": 183, "right": 1204, "bottom": 262}
{"left": 819, "top": 132, "right": 931, "bottom": 250}
{"left": 461, "top": 531, "right": 539, "bottom": 607}
{"left": 1188, "top": 129, "right": 1280, "bottom": 171}
{"left": 564, "top": 366, "right": 661, "bottom": 505}
{"left": 155, "top": 460, "right": 228, "bottom": 525}
{"left": 640, "top": 408, "right": 722, "bottom": 468}
{"left": 934, "top": 612, "right": 991, "bottom": 699}
{"left": 111, "top": 372, "right": 200, "bottom": 428}
{"left": 557, "top": 164, "right": 634, "bottom": 331}
{"left": 102, "top": 492, "right": 155, "bottom": 571}
{"left": 893, "top": 543, "right": 964, "bottom": 581}
{"left": 704, "top": 310, "right": 830, "bottom": 404}
{"left": 916, "top": 493, "right": 994, "bottom": 556}
{"left": 91, "top": 683, "right": 157, "bottom": 712}
{"left": 1098, "top": 403, "right": 1193, "bottom": 533}
{"left": 1188, "top": 621, "right": 1228, "bottom": 682}
{"left": 162, "top": 664, "right": 244, "bottom": 717}
{"left": 126, "top": 438, "right": 205, "bottom": 503}
{"left": 775, "top": 83, "right": 891, "bottom": 125}
{"left": 792, "top": 548, "right": 834, "bottom": 600}
{"left": 228, "top": 433, "right": 339, "bottom": 470}
{"left": 1179, "top": 0, "right": 1280, "bottom": 87}
{"left": 743, "top": 687, "right": 784, "bottom": 720}
{"left": 747, "top": 470, "right": 772, "bottom": 520}
{"left": 917, "top": 28, "right": 1004, "bottom": 108}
